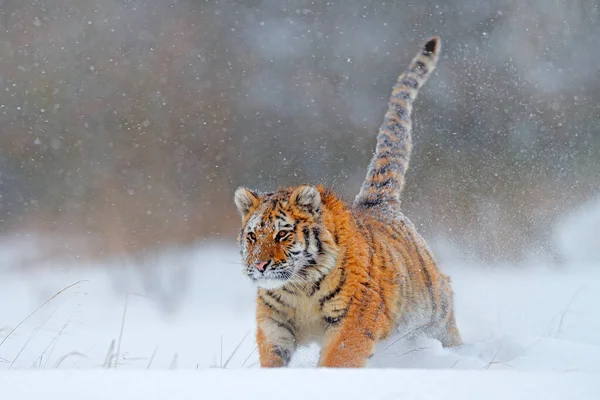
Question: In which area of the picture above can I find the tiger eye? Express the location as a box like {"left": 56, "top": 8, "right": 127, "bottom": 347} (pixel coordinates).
{"left": 275, "top": 231, "right": 289, "bottom": 242}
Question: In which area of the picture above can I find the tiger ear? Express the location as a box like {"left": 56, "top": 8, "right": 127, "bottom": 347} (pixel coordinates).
{"left": 234, "top": 187, "right": 260, "bottom": 217}
{"left": 290, "top": 185, "right": 321, "bottom": 215}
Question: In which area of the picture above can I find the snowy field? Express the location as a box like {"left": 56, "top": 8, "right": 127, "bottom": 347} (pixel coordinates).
{"left": 1, "top": 201, "right": 599, "bottom": 398}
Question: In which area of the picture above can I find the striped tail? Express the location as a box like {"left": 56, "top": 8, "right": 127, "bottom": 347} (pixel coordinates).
{"left": 354, "top": 36, "right": 441, "bottom": 209}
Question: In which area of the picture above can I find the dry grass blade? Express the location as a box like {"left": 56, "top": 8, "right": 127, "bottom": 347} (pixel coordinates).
{"left": 33, "top": 322, "right": 69, "bottom": 368}
{"left": 241, "top": 346, "right": 258, "bottom": 369}
{"left": 555, "top": 287, "right": 582, "bottom": 338}
{"left": 169, "top": 353, "right": 178, "bottom": 370}
{"left": 380, "top": 346, "right": 430, "bottom": 358}
{"left": 223, "top": 330, "right": 250, "bottom": 369}
{"left": 10, "top": 306, "right": 62, "bottom": 369}
{"left": 113, "top": 292, "right": 153, "bottom": 369}
{"left": 483, "top": 344, "right": 503, "bottom": 370}
{"left": 146, "top": 346, "right": 158, "bottom": 370}
{"left": 486, "top": 361, "right": 515, "bottom": 369}
{"left": 0, "top": 280, "right": 87, "bottom": 349}
{"left": 115, "top": 294, "right": 130, "bottom": 369}
{"left": 220, "top": 335, "right": 224, "bottom": 368}
{"left": 103, "top": 339, "right": 116, "bottom": 368}
{"left": 53, "top": 351, "right": 88, "bottom": 368}
{"left": 381, "top": 322, "right": 430, "bottom": 352}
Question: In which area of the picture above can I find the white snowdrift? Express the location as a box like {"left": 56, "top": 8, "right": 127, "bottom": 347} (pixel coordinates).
{"left": 1, "top": 369, "right": 598, "bottom": 400}
{"left": 1, "top": 237, "right": 599, "bottom": 398}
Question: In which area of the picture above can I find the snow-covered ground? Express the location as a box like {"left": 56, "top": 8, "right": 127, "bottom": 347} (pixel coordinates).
{"left": 2, "top": 241, "right": 599, "bottom": 372}
{"left": 2, "top": 369, "right": 598, "bottom": 400}
{"left": 1, "top": 199, "right": 599, "bottom": 398}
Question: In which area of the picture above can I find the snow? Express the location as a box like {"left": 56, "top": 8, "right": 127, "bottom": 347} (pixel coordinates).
{"left": 1, "top": 204, "right": 600, "bottom": 398}
{"left": 554, "top": 197, "right": 600, "bottom": 265}
{"left": 1, "top": 370, "right": 598, "bottom": 400}
{"left": 3, "top": 242, "right": 599, "bottom": 373}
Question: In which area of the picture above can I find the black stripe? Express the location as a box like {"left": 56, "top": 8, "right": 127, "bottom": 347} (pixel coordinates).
{"left": 356, "top": 198, "right": 383, "bottom": 208}
{"left": 323, "top": 306, "right": 349, "bottom": 326}
{"left": 382, "top": 116, "right": 409, "bottom": 136}
{"left": 319, "top": 268, "right": 346, "bottom": 309}
{"left": 324, "top": 317, "right": 342, "bottom": 325}
{"left": 376, "top": 146, "right": 404, "bottom": 159}
{"left": 400, "top": 76, "right": 418, "bottom": 89}
{"left": 324, "top": 315, "right": 345, "bottom": 325}
{"left": 394, "top": 103, "right": 409, "bottom": 120}
{"left": 364, "top": 329, "right": 376, "bottom": 340}
{"left": 394, "top": 90, "right": 412, "bottom": 102}
{"left": 372, "top": 160, "right": 406, "bottom": 175}
{"left": 302, "top": 226, "right": 310, "bottom": 251}
{"left": 282, "top": 285, "right": 296, "bottom": 295}
{"left": 273, "top": 345, "right": 291, "bottom": 365}
{"left": 384, "top": 222, "right": 405, "bottom": 240}
{"left": 269, "top": 318, "right": 295, "bottom": 339}
{"left": 259, "top": 294, "right": 285, "bottom": 314}
{"left": 312, "top": 228, "right": 324, "bottom": 255}
{"left": 297, "top": 267, "right": 308, "bottom": 279}
{"left": 308, "top": 273, "right": 326, "bottom": 296}
{"left": 289, "top": 250, "right": 301, "bottom": 255}
{"left": 369, "top": 178, "right": 394, "bottom": 189}
{"left": 297, "top": 262, "right": 319, "bottom": 280}
{"left": 379, "top": 133, "right": 396, "bottom": 148}
{"left": 323, "top": 305, "right": 349, "bottom": 326}
{"left": 302, "top": 254, "right": 317, "bottom": 265}
{"left": 265, "top": 290, "right": 292, "bottom": 309}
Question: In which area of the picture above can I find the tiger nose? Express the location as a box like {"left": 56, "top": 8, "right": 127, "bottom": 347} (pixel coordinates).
{"left": 254, "top": 261, "right": 270, "bottom": 271}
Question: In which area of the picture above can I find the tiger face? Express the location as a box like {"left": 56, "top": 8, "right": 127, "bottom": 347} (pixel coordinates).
{"left": 234, "top": 185, "right": 337, "bottom": 290}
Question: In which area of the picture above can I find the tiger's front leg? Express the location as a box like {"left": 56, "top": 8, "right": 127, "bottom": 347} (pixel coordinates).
{"left": 256, "top": 299, "right": 296, "bottom": 368}
{"left": 317, "top": 292, "right": 380, "bottom": 368}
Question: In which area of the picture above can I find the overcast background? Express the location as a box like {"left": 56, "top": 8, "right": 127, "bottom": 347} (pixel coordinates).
{"left": 1, "top": 0, "right": 599, "bottom": 265}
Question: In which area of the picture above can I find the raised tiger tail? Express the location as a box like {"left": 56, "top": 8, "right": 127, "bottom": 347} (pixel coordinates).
{"left": 354, "top": 36, "right": 441, "bottom": 209}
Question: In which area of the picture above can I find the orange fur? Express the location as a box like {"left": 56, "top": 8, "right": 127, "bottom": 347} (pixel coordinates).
{"left": 234, "top": 37, "right": 462, "bottom": 368}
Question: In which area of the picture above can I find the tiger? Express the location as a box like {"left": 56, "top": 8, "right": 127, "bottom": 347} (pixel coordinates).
{"left": 233, "top": 36, "right": 462, "bottom": 368}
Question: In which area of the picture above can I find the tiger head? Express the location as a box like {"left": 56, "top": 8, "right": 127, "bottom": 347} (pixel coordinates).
{"left": 234, "top": 185, "right": 338, "bottom": 290}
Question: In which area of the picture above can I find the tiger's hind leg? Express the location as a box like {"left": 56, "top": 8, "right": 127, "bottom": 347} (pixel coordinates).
{"left": 432, "top": 309, "right": 462, "bottom": 347}
{"left": 431, "top": 275, "right": 463, "bottom": 347}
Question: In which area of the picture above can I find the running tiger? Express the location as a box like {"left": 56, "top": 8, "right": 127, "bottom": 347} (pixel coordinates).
{"left": 234, "top": 36, "right": 462, "bottom": 368}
